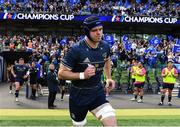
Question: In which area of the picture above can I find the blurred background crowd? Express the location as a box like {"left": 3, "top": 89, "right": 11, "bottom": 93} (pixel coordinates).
{"left": 0, "top": 0, "right": 179, "bottom": 17}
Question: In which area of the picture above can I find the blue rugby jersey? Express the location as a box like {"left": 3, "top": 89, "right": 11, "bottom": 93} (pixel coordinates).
{"left": 13, "top": 64, "right": 29, "bottom": 79}
{"left": 62, "top": 39, "right": 110, "bottom": 88}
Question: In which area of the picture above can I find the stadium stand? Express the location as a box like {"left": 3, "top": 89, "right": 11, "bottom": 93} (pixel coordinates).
{"left": 0, "top": 0, "right": 179, "bottom": 17}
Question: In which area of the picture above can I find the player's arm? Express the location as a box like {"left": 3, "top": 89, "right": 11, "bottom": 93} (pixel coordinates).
{"left": 23, "top": 66, "right": 29, "bottom": 79}
{"left": 173, "top": 68, "right": 178, "bottom": 78}
{"left": 104, "top": 58, "right": 115, "bottom": 91}
{"left": 161, "top": 68, "right": 167, "bottom": 77}
{"left": 58, "top": 64, "right": 95, "bottom": 80}
{"left": 104, "top": 58, "right": 112, "bottom": 79}
{"left": 58, "top": 64, "right": 80, "bottom": 80}
{"left": 11, "top": 65, "right": 16, "bottom": 77}
{"left": 58, "top": 44, "right": 96, "bottom": 80}
{"left": 140, "top": 68, "right": 146, "bottom": 76}
{"left": 6, "top": 67, "right": 10, "bottom": 81}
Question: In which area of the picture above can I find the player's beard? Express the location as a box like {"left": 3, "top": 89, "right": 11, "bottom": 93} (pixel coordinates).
{"left": 91, "top": 35, "right": 102, "bottom": 43}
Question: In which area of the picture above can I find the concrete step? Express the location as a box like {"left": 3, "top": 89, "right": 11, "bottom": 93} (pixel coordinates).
{"left": 40, "top": 87, "right": 49, "bottom": 96}
{"left": 172, "top": 88, "right": 179, "bottom": 97}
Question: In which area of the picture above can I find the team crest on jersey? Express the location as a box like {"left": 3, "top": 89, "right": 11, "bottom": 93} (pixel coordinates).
{"left": 95, "top": 64, "right": 99, "bottom": 68}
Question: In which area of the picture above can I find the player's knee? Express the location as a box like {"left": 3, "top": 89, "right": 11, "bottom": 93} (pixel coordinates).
{"left": 72, "top": 119, "right": 87, "bottom": 126}
{"left": 95, "top": 104, "right": 115, "bottom": 121}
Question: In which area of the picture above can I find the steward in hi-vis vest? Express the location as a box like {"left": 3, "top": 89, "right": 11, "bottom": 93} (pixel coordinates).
{"left": 130, "top": 62, "right": 146, "bottom": 103}
{"left": 158, "top": 60, "right": 178, "bottom": 106}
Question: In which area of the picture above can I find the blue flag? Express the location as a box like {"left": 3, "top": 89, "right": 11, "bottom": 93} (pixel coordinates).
{"left": 136, "top": 0, "right": 141, "bottom": 4}
{"left": 145, "top": 46, "right": 156, "bottom": 54}
{"left": 176, "top": 39, "right": 180, "bottom": 45}
{"left": 0, "top": 0, "right": 4, "bottom": 4}
{"left": 124, "top": 0, "right": 130, "bottom": 8}
{"left": 11, "top": 0, "right": 16, "bottom": 4}
{"left": 149, "top": 37, "right": 161, "bottom": 46}
{"left": 172, "top": 45, "right": 180, "bottom": 53}
{"left": 60, "top": 38, "right": 67, "bottom": 46}
{"left": 159, "top": 0, "right": 167, "bottom": 5}
{"left": 79, "top": 35, "right": 85, "bottom": 40}
{"left": 118, "top": 0, "right": 122, "bottom": 6}
{"left": 167, "top": 35, "right": 174, "bottom": 41}
{"left": 43, "top": 0, "right": 48, "bottom": 10}
{"left": 124, "top": 42, "right": 131, "bottom": 51}
{"left": 69, "top": 0, "right": 79, "bottom": 5}
{"left": 23, "top": 0, "right": 29, "bottom": 4}
{"left": 104, "top": 34, "right": 114, "bottom": 47}
{"left": 85, "top": 0, "right": 90, "bottom": 5}
{"left": 122, "top": 35, "right": 129, "bottom": 42}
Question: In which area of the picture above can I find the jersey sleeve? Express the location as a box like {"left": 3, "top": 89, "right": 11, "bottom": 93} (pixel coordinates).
{"left": 61, "top": 46, "right": 79, "bottom": 70}
{"left": 103, "top": 42, "right": 111, "bottom": 61}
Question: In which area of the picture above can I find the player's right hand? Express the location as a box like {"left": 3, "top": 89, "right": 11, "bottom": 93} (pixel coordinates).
{"left": 84, "top": 64, "right": 96, "bottom": 79}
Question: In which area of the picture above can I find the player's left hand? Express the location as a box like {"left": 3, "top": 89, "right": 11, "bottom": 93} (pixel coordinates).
{"left": 105, "top": 79, "right": 115, "bottom": 91}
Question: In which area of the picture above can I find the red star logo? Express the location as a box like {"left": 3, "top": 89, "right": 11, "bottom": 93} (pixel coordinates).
{"left": 115, "top": 16, "right": 120, "bottom": 22}
{"left": 7, "top": 13, "right": 12, "bottom": 19}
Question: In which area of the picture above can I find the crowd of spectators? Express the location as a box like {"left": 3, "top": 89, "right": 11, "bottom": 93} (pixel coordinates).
{"left": 0, "top": 33, "right": 179, "bottom": 91}
{"left": 0, "top": 0, "right": 179, "bottom": 17}
{"left": 0, "top": 34, "right": 180, "bottom": 68}
{"left": 0, "top": 34, "right": 82, "bottom": 69}
{"left": 111, "top": 37, "right": 180, "bottom": 68}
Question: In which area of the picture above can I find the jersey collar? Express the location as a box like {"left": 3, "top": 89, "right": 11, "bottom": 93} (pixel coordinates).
{"left": 83, "top": 38, "right": 100, "bottom": 50}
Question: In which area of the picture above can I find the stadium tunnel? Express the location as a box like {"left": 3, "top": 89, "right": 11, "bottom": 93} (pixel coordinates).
{"left": 0, "top": 51, "right": 32, "bottom": 81}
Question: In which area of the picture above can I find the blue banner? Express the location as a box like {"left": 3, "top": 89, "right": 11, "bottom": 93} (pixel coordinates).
{"left": 149, "top": 37, "right": 161, "bottom": 46}
{"left": 111, "top": 15, "right": 179, "bottom": 24}
{"left": 0, "top": 12, "right": 179, "bottom": 24}
{"left": 172, "top": 45, "right": 180, "bottom": 53}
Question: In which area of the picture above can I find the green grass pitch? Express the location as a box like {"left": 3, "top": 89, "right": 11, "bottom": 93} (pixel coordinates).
{"left": 1, "top": 109, "right": 180, "bottom": 126}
